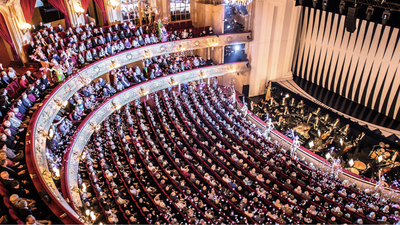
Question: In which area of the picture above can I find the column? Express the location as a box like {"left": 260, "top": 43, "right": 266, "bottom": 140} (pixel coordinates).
{"left": 65, "top": 0, "right": 86, "bottom": 27}
{"left": 248, "top": 0, "right": 301, "bottom": 97}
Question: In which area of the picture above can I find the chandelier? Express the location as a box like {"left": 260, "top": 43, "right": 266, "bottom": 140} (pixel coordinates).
{"left": 224, "top": 0, "right": 253, "bottom": 6}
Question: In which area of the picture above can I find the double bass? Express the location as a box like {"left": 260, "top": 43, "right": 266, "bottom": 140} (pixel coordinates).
{"left": 381, "top": 162, "right": 400, "bottom": 175}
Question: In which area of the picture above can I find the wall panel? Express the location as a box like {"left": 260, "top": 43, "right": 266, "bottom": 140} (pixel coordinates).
{"left": 293, "top": 7, "right": 400, "bottom": 120}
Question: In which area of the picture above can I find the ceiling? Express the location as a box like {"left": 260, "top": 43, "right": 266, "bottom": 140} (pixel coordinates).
{"left": 296, "top": 0, "right": 400, "bottom": 29}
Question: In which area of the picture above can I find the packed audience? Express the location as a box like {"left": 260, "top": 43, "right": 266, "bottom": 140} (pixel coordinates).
{"left": 26, "top": 20, "right": 215, "bottom": 84}
{"left": 75, "top": 82, "right": 400, "bottom": 224}
{"left": 0, "top": 66, "right": 56, "bottom": 224}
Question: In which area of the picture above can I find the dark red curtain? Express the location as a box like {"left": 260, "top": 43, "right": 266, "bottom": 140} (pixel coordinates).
{"left": 81, "top": 0, "right": 91, "bottom": 23}
{"left": 20, "top": 0, "right": 37, "bottom": 23}
{"left": 0, "top": 14, "right": 21, "bottom": 63}
{"left": 93, "top": 0, "right": 108, "bottom": 26}
{"left": 47, "top": 0, "right": 71, "bottom": 28}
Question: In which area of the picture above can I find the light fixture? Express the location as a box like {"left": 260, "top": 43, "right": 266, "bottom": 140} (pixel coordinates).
{"left": 139, "top": 87, "right": 148, "bottom": 96}
{"left": 19, "top": 23, "right": 32, "bottom": 34}
{"left": 90, "top": 122, "right": 101, "bottom": 131}
{"left": 381, "top": 9, "right": 390, "bottom": 26}
{"left": 313, "top": 0, "right": 318, "bottom": 8}
{"left": 339, "top": 0, "right": 346, "bottom": 14}
{"left": 38, "top": 129, "right": 48, "bottom": 138}
{"left": 285, "top": 94, "right": 289, "bottom": 98}
{"left": 322, "top": 0, "right": 328, "bottom": 11}
{"left": 143, "top": 50, "right": 152, "bottom": 59}
{"left": 111, "top": 101, "right": 120, "bottom": 110}
{"left": 349, "top": 159, "right": 354, "bottom": 167}
{"left": 366, "top": 6, "right": 374, "bottom": 20}
{"left": 53, "top": 167, "right": 60, "bottom": 180}
{"left": 198, "top": 70, "right": 206, "bottom": 78}
{"left": 169, "top": 77, "right": 177, "bottom": 86}
{"left": 75, "top": 5, "right": 85, "bottom": 17}
{"left": 108, "top": 0, "right": 120, "bottom": 9}
{"left": 234, "top": 45, "right": 241, "bottom": 51}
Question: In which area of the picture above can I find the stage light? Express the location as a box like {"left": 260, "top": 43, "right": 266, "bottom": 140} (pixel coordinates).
{"left": 349, "top": 159, "right": 354, "bottom": 167}
{"left": 339, "top": 0, "right": 345, "bottom": 14}
{"left": 234, "top": 45, "right": 241, "bottom": 51}
{"left": 313, "top": 0, "right": 318, "bottom": 8}
{"left": 382, "top": 9, "right": 391, "bottom": 26}
{"left": 322, "top": 0, "right": 328, "bottom": 11}
{"left": 366, "top": 6, "right": 374, "bottom": 20}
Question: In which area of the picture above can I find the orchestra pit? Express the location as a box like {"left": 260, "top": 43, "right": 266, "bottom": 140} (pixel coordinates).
{"left": 0, "top": 0, "right": 399, "bottom": 224}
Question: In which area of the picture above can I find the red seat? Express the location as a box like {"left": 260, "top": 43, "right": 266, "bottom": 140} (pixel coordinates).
{"left": 187, "top": 21, "right": 193, "bottom": 28}
{"left": 173, "top": 23, "right": 180, "bottom": 30}
{"left": 8, "top": 208, "right": 24, "bottom": 225}
{"left": 180, "top": 21, "right": 187, "bottom": 29}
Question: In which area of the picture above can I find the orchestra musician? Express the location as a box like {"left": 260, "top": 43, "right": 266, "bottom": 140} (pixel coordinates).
{"left": 354, "top": 132, "right": 365, "bottom": 146}
{"left": 283, "top": 106, "right": 290, "bottom": 117}
{"left": 332, "top": 118, "right": 340, "bottom": 130}
{"left": 321, "top": 113, "right": 330, "bottom": 124}
{"left": 281, "top": 97, "right": 286, "bottom": 106}
{"left": 313, "top": 107, "right": 321, "bottom": 116}
{"left": 306, "top": 113, "right": 313, "bottom": 124}
{"left": 269, "top": 97, "right": 279, "bottom": 107}
{"left": 340, "top": 124, "right": 350, "bottom": 137}
{"left": 313, "top": 117, "right": 320, "bottom": 131}
{"left": 296, "top": 100, "right": 305, "bottom": 108}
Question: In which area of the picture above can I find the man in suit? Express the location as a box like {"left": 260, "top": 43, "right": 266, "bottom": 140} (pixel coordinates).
{"left": 105, "top": 33, "right": 112, "bottom": 43}
{"left": 56, "top": 24, "right": 64, "bottom": 32}
{"left": 36, "top": 22, "right": 45, "bottom": 31}
{"left": 121, "top": 22, "right": 129, "bottom": 30}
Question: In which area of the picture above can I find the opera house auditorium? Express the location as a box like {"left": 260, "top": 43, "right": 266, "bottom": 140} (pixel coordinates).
{"left": 0, "top": 0, "right": 399, "bottom": 224}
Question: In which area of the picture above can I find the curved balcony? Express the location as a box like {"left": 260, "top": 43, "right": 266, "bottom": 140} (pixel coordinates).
{"left": 25, "top": 57, "right": 250, "bottom": 223}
